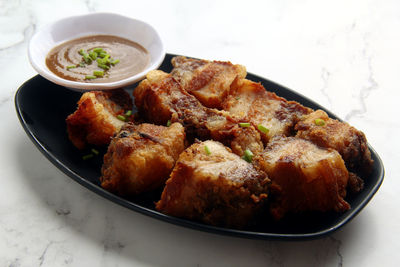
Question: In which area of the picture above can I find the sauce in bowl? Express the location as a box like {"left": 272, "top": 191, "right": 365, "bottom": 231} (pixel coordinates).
{"left": 46, "top": 35, "right": 150, "bottom": 83}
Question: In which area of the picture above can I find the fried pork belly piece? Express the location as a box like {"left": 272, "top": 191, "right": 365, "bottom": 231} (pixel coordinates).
{"left": 133, "top": 70, "right": 263, "bottom": 156}
{"left": 66, "top": 90, "right": 133, "bottom": 149}
{"left": 100, "top": 122, "right": 186, "bottom": 196}
{"left": 295, "top": 109, "right": 373, "bottom": 174}
{"left": 254, "top": 136, "right": 350, "bottom": 220}
{"left": 222, "top": 79, "right": 312, "bottom": 144}
{"left": 171, "top": 56, "right": 246, "bottom": 108}
{"left": 156, "top": 140, "right": 270, "bottom": 228}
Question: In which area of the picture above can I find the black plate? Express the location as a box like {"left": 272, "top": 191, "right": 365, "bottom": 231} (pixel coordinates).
{"left": 15, "top": 53, "right": 384, "bottom": 240}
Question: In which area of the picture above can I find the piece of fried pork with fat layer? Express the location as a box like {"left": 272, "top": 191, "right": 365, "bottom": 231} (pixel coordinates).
{"left": 156, "top": 140, "right": 270, "bottom": 228}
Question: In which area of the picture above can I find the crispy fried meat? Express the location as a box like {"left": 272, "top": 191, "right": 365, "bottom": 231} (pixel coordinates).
{"left": 66, "top": 89, "right": 133, "bottom": 149}
{"left": 254, "top": 136, "right": 350, "bottom": 220}
{"left": 156, "top": 140, "right": 270, "bottom": 228}
{"left": 133, "top": 70, "right": 263, "bottom": 156}
{"left": 222, "top": 78, "right": 312, "bottom": 144}
{"left": 171, "top": 56, "right": 246, "bottom": 108}
{"left": 100, "top": 122, "right": 186, "bottom": 196}
{"left": 295, "top": 109, "right": 373, "bottom": 174}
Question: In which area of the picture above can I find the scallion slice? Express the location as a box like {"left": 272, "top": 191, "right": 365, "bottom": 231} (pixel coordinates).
{"left": 166, "top": 120, "right": 171, "bottom": 127}
{"left": 257, "top": 124, "right": 269, "bottom": 134}
{"left": 125, "top": 110, "right": 132, "bottom": 116}
{"left": 204, "top": 145, "right": 211, "bottom": 155}
{"left": 239, "top": 122, "right": 251, "bottom": 128}
{"left": 66, "top": 65, "right": 76, "bottom": 70}
{"left": 85, "top": 75, "right": 97, "bottom": 80}
{"left": 242, "top": 149, "right": 254, "bottom": 163}
{"left": 93, "top": 70, "right": 104, "bottom": 77}
{"left": 91, "top": 148, "right": 99, "bottom": 155}
{"left": 315, "top": 118, "right": 326, "bottom": 126}
{"left": 82, "top": 154, "right": 93, "bottom": 160}
{"left": 117, "top": 115, "right": 126, "bottom": 121}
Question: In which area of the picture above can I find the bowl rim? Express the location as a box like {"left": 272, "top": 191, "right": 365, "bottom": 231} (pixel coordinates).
{"left": 28, "top": 12, "right": 166, "bottom": 91}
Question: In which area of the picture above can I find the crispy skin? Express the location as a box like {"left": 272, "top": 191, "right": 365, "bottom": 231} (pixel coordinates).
{"left": 66, "top": 90, "right": 133, "bottom": 149}
{"left": 156, "top": 140, "right": 270, "bottom": 228}
{"left": 134, "top": 70, "right": 263, "bottom": 156}
{"left": 222, "top": 78, "right": 312, "bottom": 144}
{"left": 295, "top": 109, "right": 373, "bottom": 174}
{"left": 254, "top": 136, "right": 350, "bottom": 220}
{"left": 100, "top": 122, "right": 186, "bottom": 196}
{"left": 171, "top": 56, "right": 246, "bottom": 108}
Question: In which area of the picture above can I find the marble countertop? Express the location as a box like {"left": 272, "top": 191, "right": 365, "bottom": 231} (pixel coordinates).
{"left": 1, "top": 0, "right": 398, "bottom": 266}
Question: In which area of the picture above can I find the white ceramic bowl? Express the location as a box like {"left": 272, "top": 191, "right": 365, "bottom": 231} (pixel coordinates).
{"left": 28, "top": 13, "right": 165, "bottom": 91}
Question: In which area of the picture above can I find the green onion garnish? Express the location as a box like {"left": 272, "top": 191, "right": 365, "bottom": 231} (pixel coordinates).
{"left": 315, "top": 118, "right": 326, "bottom": 126}
{"left": 91, "top": 148, "right": 99, "bottom": 155}
{"left": 204, "top": 145, "right": 211, "bottom": 155}
{"left": 125, "top": 110, "right": 132, "bottom": 116}
{"left": 82, "top": 154, "right": 93, "bottom": 160}
{"left": 167, "top": 120, "right": 171, "bottom": 127}
{"left": 89, "top": 51, "right": 98, "bottom": 60}
{"left": 83, "top": 53, "right": 92, "bottom": 64}
{"left": 85, "top": 75, "right": 97, "bottom": 80}
{"left": 257, "top": 124, "right": 269, "bottom": 134}
{"left": 66, "top": 65, "right": 76, "bottom": 70}
{"left": 98, "top": 64, "right": 110, "bottom": 70}
{"left": 78, "top": 49, "right": 85, "bottom": 55}
{"left": 93, "top": 48, "right": 104, "bottom": 53}
{"left": 117, "top": 115, "right": 126, "bottom": 121}
{"left": 93, "top": 70, "right": 104, "bottom": 77}
{"left": 111, "top": 59, "right": 120, "bottom": 65}
{"left": 98, "top": 52, "right": 107, "bottom": 58}
{"left": 242, "top": 149, "right": 254, "bottom": 163}
{"left": 239, "top": 122, "right": 251, "bottom": 128}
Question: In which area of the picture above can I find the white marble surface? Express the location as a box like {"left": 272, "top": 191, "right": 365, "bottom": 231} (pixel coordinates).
{"left": 0, "top": 0, "right": 399, "bottom": 266}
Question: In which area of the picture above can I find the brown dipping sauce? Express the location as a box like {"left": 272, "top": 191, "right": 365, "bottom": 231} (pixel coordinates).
{"left": 46, "top": 35, "right": 150, "bottom": 83}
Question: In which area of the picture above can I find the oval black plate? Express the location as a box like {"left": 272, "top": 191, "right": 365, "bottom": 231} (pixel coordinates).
{"left": 15, "top": 54, "right": 384, "bottom": 240}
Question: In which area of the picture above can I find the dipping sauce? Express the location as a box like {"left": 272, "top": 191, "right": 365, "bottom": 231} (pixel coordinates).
{"left": 46, "top": 35, "right": 150, "bottom": 83}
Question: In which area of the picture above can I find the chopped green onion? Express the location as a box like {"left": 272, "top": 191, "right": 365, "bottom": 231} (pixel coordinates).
{"left": 242, "top": 149, "right": 254, "bottom": 163}
{"left": 93, "top": 70, "right": 104, "bottom": 77}
{"left": 257, "top": 124, "right": 269, "bottom": 134}
{"left": 204, "top": 145, "right": 211, "bottom": 155}
{"left": 85, "top": 75, "right": 97, "bottom": 80}
{"left": 111, "top": 59, "right": 120, "bottom": 65}
{"left": 98, "top": 52, "right": 107, "bottom": 58}
{"left": 125, "top": 110, "right": 132, "bottom": 116}
{"left": 117, "top": 115, "right": 127, "bottom": 121}
{"left": 98, "top": 64, "right": 110, "bottom": 70}
{"left": 82, "top": 154, "right": 93, "bottom": 160}
{"left": 78, "top": 49, "right": 85, "bottom": 55}
{"left": 166, "top": 120, "right": 171, "bottom": 127}
{"left": 89, "top": 51, "right": 98, "bottom": 60}
{"left": 91, "top": 148, "right": 99, "bottom": 155}
{"left": 315, "top": 118, "right": 326, "bottom": 126}
{"left": 66, "top": 65, "right": 76, "bottom": 70}
{"left": 239, "top": 122, "right": 251, "bottom": 128}
{"left": 83, "top": 53, "right": 92, "bottom": 64}
{"left": 93, "top": 48, "right": 104, "bottom": 53}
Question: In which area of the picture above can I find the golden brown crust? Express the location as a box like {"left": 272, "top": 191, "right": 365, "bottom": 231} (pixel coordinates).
{"left": 171, "top": 56, "right": 246, "bottom": 109}
{"left": 295, "top": 109, "right": 373, "bottom": 174}
{"left": 133, "top": 70, "right": 264, "bottom": 157}
{"left": 156, "top": 140, "right": 269, "bottom": 228}
{"left": 254, "top": 136, "right": 350, "bottom": 220}
{"left": 222, "top": 78, "right": 312, "bottom": 144}
{"left": 100, "top": 122, "right": 186, "bottom": 196}
{"left": 66, "top": 89, "right": 133, "bottom": 149}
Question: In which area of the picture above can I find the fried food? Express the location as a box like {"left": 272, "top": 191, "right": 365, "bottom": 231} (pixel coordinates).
{"left": 295, "top": 109, "right": 373, "bottom": 174}
{"left": 171, "top": 56, "right": 246, "bottom": 108}
{"left": 222, "top": 79, "right": 312, "bottom": 144}
{"left": 254, "top": 136, "right": 350, "bottom": 220}
{"left": 100, "top": 122, "right": 186, "bottom": 196}
{"left": 133, "top": 70, "right": 263, "bottom": 156}
{"left": 156, "top": 140, "right": 270, "bottom": 228}
{"left": 66, "top": 89, "right": 133, "bottom": 149}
